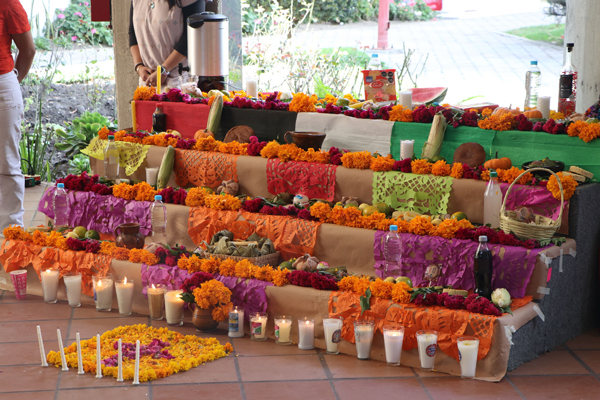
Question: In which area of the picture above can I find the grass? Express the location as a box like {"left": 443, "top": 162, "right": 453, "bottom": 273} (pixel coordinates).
{"left": 506, "top": 24, "right": 565, "bottom": 46}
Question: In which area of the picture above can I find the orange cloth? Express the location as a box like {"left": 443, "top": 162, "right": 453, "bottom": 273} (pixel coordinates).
{"left": 0, "top": 0, "right": 30, "bottom": 74}
{"left": 328, "top": 291, "right": 532, "bottom": 361}
{"left": 174, "top": 149, "right": 238, "bottom": 188}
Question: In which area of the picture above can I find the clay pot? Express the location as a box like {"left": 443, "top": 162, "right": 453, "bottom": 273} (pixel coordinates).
{"left": 114, "top": 223, "right": 145, "bottom": 249}
{"left": 192, "top": 305, "right": 219, "bottom": 332}
{"left": 284, "top": 131, "right": 326, "bottom": 151}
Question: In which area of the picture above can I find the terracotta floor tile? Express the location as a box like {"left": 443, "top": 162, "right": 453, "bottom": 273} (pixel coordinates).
{"left": 423, "top": 377, "right": 522, "bottom": 400}
{"left": 57, "top": 386, "right": 151, "bottom": 400}
{"left": 0, "top": 365, "right": 60, "bottom": 392}
{"left": 232, "top": 336, "right": 317, "bottom": 357}
{"left": 565, "top": 330, "right": 600, "bottom": 350}
{"left": 0, "top": 302, "right": 72, "bottom": 322}
{"left": 324, "top": 354, "right": 414, "bottom": 379}
{"left": 0, "top": 391, "right": 55, "bottom": 400}
{"left": 0, "top": 320, "right": 70, "bottom": 343}
{"left": 152, "top": 383, "right": 243, "bottom": 399}
{"left": 510, "top": 376, "right": 600, "bottom": 400}
{"left": 0, "top": 341, "right": 60, "bottom": 366}
{"left": 574, "top": 350, "right": 600, "bottom": 374}
{"left": 1, "top": 290, "right": 46, "bottom": 304}
{"left": 67, "top": 317, "right": 149, "bottom": 340}
{"left": 58, "top": 370, "right": 150, "bottom": 389}
{"left": 508, "top": 350, "right": 589, "bottom": 375}
{"left": 155, "top": 357, "right": 238, "bottom": 384}
{"left": 244, "top": 380, "right": 336, "bottom": 400}
{"left": 333, "top": 378, "right": 428, "bottom": 400}
{"left": 72, "top": 305, "right": 147, "bottom": 320}
{"left": 238, "top": 355, "right": 327, "bottom": 381}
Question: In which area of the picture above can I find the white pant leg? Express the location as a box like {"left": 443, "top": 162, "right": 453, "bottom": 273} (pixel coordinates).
{"left": 0, "top": 71, "right": 25, "bottom": 231}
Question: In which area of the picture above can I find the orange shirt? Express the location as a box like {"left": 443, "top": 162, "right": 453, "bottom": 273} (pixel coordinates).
{"left": 0, "top": 0, "right": 30, "bottom": 74}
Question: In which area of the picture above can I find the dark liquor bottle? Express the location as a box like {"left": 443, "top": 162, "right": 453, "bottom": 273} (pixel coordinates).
{"left": 474, "top": 235, "right": 493, "bottom": 299}
{"left": 558, "top": 43, "right": 577, "bottom": 116}
{"left": 152, "top": 102, "right": 167, "bottom": 133}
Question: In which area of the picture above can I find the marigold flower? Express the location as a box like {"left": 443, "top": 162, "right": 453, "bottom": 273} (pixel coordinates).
{"left": 408, "top": 215, "right": 434, "bottom": 235}
{"left": 254, "top": 266, "right": 274, "bottom": 281}
{"left": 450, "top": 162, "right": 464, "bottom": 179}
{"left": 370, "top": 155, "right": 395, "bottom": 172}
{"left": 133, "top": 86, "right": 157, "bottom": 101}
{"left": 289, "top": 93, "right": 318, "bottom": 113}
{"left": 369, "top": 279, "right": 393, "bottom": 299}
{"left": 431, "top": 160, "right": 451, "bottom": 176}
{"left": 391, "top": 282, "right": 411, "bottom": 303}
{"left": 309, "top": 202, "right": 332, "bottom": 222}
{"left": 411, "top": 159, "right": 432, "bottom": 174}
{"left": 260, "top": 141, "right": 281, "bottom": 158}
{"left": 547, "top": 171, "right": 578, "bottom": 200}
{"left": 113, "top": 247, "right": 131, "bottom": 261}
{"left": 579, "top": 124, "right": 600, "bottom": 143}
{"left": 341, "top": 151, "right": 372, "bottom": 169}
{"left": 388, "top": 104, "right": 414, "bottom": 122}
{"left": 567, "top": 120, "right": 588, "bottom": 137}
{"left": 97, "top": 126, "right": 110, "bottom": 140}
{"left": 204, "top": 193, "right": 242, "bottom": 211}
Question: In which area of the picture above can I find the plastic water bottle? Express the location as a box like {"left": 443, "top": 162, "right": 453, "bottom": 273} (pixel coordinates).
{"left": 151, "top": 195, "right": 167, "bottom": 244}
{"left": 474, "top": 236, "right": 493, "bottom": 300}
{"left": 104, "top": 134, "right": 120, "bottom": 180}
{"left": 382, "top": 225, "right": 402, "bottom": 278}
{"left": 483, "top": 170, "right": 502, "bottom": 229}
{"left": 53, "top": 183, "right": 69, "bottom": 229}
{"left": 368, "top": 54, "right": 382, "bottom": 70}
{"left": 524, "top": 61, "right": 541, "bottom": 110}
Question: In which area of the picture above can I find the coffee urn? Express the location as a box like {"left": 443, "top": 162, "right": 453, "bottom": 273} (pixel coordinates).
{"left": 187, "top": 12, "right": 229, "bottom": 92}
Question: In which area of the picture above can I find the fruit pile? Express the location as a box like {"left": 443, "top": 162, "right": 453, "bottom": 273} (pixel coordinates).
{"left": 66, "top": 226, "right": 100, "bottom": 241}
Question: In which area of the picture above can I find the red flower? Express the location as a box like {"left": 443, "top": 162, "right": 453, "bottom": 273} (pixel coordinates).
{"left": 67, "top": 237, "right": 86, "bottom": 251}
{"left": 85, "top": 240, "right": 101, "bottom": 253}
{"left": 533, "top": 121, "right": 544, "bottom": 132}
{"left": 542, "top": 119, "right": 556, "bottom": 134}
{"left": 516, "top": 114, "right": 533, "bottom": 131}
{"left": 180, "top": 271, "right": 214, "bottom": 293}
{"left": 330, "top": 153, "right": 343, "bottom": 165}
{"left": 242, "top": 198, "right": 264, "bottom": 213}
{"left": 392, "top": 158, "right": 412, "bottom": 172}
{"left": 298, "top": 209, "right": 313, "bottom": 220}
{"left": 444, "top": 295, "right": 465, "bottom": 309}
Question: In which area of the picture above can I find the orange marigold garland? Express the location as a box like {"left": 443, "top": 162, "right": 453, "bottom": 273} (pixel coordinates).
{"left": 388, "top": 105, "right": 414, "bottom": 122}
{"left": 497, "top": 167, "right": 532, "bottom": 185}
{"left": 310, "top": 202, "right": 332, "bottom": 222}
{"left": 288, "top": 93, "right": 318, "bottom": 113}
{"left": 450, "top": 162, "right": 464, "bottom": 179}
{"left": 431, "top": 160, "right": 451, "bottom": 176}
{"left": 341, "top": 151, "right": 372, "bottom": 169}
{"left": 185, "top": 187, "right": 210, "bottom": 207}
{"left": 408, "top": 215, "right": 435, "bottom": 235}
{"left": 260, "top": 141, "right": 281, "bottom": 158}
{"left": 369, "top": 279, "right": 393, "bottom": 300}
{"left": 411, "top": 159, "right": 432, "bottom": 175}
{"left": 133, "top": 86, "right": 157, "bottom": 101}
{"left": 567, "top": 120, "right": 588, "bottom": 137}
{"left": 391, "top": 282, "right": 411, "bottom": 303}
{"left": 547, "top": 171, "right": 578, "bottom": 200}
{"left": 579, "top": 124, "right": 600, "bottom": 143}
{"left": 204, "top": 193, "right": 242, "bottom": 211}
{"left": 477, "top": 114, "right": 516, "bottom": 131}
{"left": 370, "top": 155, "right": 395, "bottom": 172}
{"left": 97, "top": 126, "right": 110, "bottom": 140}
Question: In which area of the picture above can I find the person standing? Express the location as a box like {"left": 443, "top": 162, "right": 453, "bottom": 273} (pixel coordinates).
{"left": 0, "top": 0, "right": 35, "bottom": 232}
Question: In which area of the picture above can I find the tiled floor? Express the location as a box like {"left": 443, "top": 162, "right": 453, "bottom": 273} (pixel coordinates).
{"left": 1, "top": 290, "right": 600, "bottom": 400}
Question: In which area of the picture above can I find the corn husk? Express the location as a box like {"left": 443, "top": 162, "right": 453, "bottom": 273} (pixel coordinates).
{"left": 421, "top": 112, "right": 447, "bottom": 159}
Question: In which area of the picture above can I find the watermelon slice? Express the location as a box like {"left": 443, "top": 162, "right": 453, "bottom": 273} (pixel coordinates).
{"left": 409, "top": 87, "right": 448, "bottom": 105}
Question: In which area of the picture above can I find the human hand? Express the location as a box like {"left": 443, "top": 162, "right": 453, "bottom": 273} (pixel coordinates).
{"left": 145, "top": 70, "right": 167, "bottom": 87}
{"left": 137, "top": 66, "right": 152, "bottom": 82}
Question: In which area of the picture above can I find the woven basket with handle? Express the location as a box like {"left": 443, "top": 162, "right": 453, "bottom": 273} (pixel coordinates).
{"left": 499, "top": 167, "right": 564, "bottom": 241}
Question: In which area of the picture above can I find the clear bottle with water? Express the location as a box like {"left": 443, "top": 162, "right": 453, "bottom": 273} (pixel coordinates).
{"left": 151, "top": 195, "right": 167, "bottom": 244}
{"left": 524, "top": 61, "right": 541, "bottom": 110}
{"left": 368, "top": 54, "right": 382, "bottom": 70}
{"left": 483, "top": 170, "right": 502, "bottom": 229}
{"left": 104, "top": 134, "right": 120, "bottom": 180}
{"left": 53, "top": 183, "right": 69, "bottom": 229}
{"left": 382, "top": 224, "right": 402, "bottom": 278}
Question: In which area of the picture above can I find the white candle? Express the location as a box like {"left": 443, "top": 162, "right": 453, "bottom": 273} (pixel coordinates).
{"left": 147, "top": 284, "right": 166, "bottom": 320}
{"left": 417, "top": 330, "right": 438, "bottom": 371}
{"left": 354, "top": 321, "right": 374, "bottom": 360}
{"left": 458, "top": 337, "right": 479, "bottom": 379}
{"left": 383, "top": 326, "right": 405, "bottom": 366}
{"left": 323, "top": 317, "right": 343, "bottom": 354}
{"left": 117, "top": 338, "right": 124, "bottom": 382}
{"left": 400, "top": 91, "right": 412, "bottom": 109}
{"left": 164, "top": 289, "right": 185, "bottom": 326}
{"left": 132, "top": 340, "right": 140, "bottom": 385}
{"left": 37, "top": 325, "right": 48, "bottom": 367}
{"left": 96, "top": 333, "right": 102, "bottom": 378}
{"left": 76, "top": 332, "right": 84, "bottom": 374}
{"left": 245, "top": 79, "right": 258, "bottom": 98}
{"left": 57, "top": 328, "right": 68, "bottom": 371}
{"left": 64, "top": 274, "right": 82, "bottom": 308}
{"left": 274, "top": 316, "right": 292, "bottom": 345}
{"left": 115, "top": 277, "right": 134, "bottom": 316}
{"left": 298, "top": 318, "right": 315, "bottom": 350}
{"left": 250, "top": 312, "right": 268, "bottom": 341}
{"left": 538, "top": 96, "right": 551, "bottom": 119}
{"left": 41, "top": 269, "right": 59, "bottom": 303}
{"left": 400, "top": 140, "right": 415, "bottom": 160}
{"left": 145, "top": 167, "right": 159, "bottom": 186}
{"left": 228, "top": 306, "right": 245, "bottom": 338}
{"left": 93, "top": 275, "right": 114, "bottom": 311}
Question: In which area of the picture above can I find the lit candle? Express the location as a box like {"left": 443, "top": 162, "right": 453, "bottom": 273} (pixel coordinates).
{"left": 400, "top": 91, "right": 412, "bottom": 109}
{"left": 76, "top": 331, "right": 84, "bottom": 374}
{"left": 274, "top": 315, "right": 292, "bottom": 345}
{"left": 92, "top": 274, "right": 114, "bottom": 312}
{"left": 41, "top": 269, "right": 59, "bottom": 303}
{"left": 132, "top": 340, "right": 140, "bottom": 385}
{"left": 228, "top": 306, "right": 245, "bottom": 338}
{"left": 354, "top": 320, "right": 374, "bottom": 360}
{"left": 57, "top": 328, "right": 68, "bottom": 371}
{"left": 147, "top": 284, "right": 166, "bottom": 320}
{"left": 115, "top": 277, "right": 134, "bottom": 316}
{"left": 250, "top": 312, "right": 268, "bottom": 341}
{"left": 383, "top": 325, "right": 405, "bottom": 366}
{"left": 37, "top": 325, "right": 48, "bottom": 367}
{"left": 117, "top": 338, "right": 123, "bottom": 382}
{"left": 323, "top": 316, "right": 343, "bottom": 354}
{"left": 164, "top": 289, "right": 185, "bottom": 326}
{"left": 131, "top": 100, "right": 137, "bottom": 132}
{"left": 416, "top": 330, "right": 438, "bottom": 371}
{"left": 457, "top": 336, "right": 479, "bottom": 379}
{"left": 538, "top": 96, "right": 551, "bottom": 119}
{"left": 96, "top": 333, "right": 103, "bottom": 378}
{"left": 400, "top": 140, "right": 415, "bottom": 160}
{"left": 298, "top": 317, "right": 315, "bottom": 350}
{"left": 156, "top": 66, "right": 162, "bottom": 94}
{"left": 64, "top": 273, "right": 82, "bottom": 308}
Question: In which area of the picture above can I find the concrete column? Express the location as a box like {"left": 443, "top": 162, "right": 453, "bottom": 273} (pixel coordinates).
{"left": 206, "top": 0, "right": 222, "bottom": 14}
{"left": 565, "top": 0, "right": 600, "bottom": 113}
{"left": 112, "top": 0, "right": 137, "bottom": 129}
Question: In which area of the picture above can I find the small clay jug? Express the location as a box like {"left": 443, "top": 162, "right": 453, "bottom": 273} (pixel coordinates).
{"left": 114, "top": 223, "right": 145, "bottom": 249}
{"left": 284, "top": 131, "right": 326, "bottom": 151}
{"left": 192, "top": 305, "right": 219, "bottom": 332}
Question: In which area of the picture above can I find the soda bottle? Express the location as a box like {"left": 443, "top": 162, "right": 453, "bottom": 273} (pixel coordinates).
{"left": 474, "top": 235, "right": 493, "bottom": 299}
{"left": 483, "top": 170, "right": 502, "bottom": 229}
{"left": 368, "top": 54, "right": 382, "bottom": 70}
{"left": 53, "top": 183, "right": 69, "bottom": 229}
{"left": 558, "top": 43, "right": 577, "bottom": 116}
{"left": 382, "top": 224, "right": 402, "bottom": 278}
{"left": 151, "top": 195, "right": 167, "bottom": 245}
{"left": 152, "top": 102, "right": 167, "bottom": 133}
{"left": 524, "top": 61, "right": 541, "bottom": 110}
{"left": 103, "top": 135, "right": 120, "bottom": 181}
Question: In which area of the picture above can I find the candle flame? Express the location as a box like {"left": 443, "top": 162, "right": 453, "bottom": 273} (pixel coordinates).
{"left": 124, "top": 277, "right": 128, "bottom": 285}
{"left": 46, "top": 269, "right": 51, "bottom": 273}
{"left": 98, "top": 279, "right": 102, "bottom": 287}
{"left": 152, "top": 284, "right": 156, "bottom": 289}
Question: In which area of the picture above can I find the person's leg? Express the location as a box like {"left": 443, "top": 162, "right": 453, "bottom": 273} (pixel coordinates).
{"left": 0, "top": 72, "right": 25, "bottom": 231}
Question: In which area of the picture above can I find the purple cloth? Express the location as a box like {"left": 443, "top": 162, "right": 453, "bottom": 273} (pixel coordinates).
{"left": 140, "top": 264, "right": 192, "bottom": 297}
{"left": 373, "top": 231, "right": 542, "bottom": 299}
{"left": 38, "top": 187, "right": 153, "bottom": 236}
{"left": 500, "top": 183, "right": 566, "bottom": 220}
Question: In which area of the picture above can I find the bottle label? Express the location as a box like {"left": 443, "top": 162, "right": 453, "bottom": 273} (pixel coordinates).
{"left": 426, "top": 344, "right": 436, "bottom": 357}
{"left": 275, "top": 324, "right": 279, "bottom": 339}
{"left": 229, "top": 312, "right": 239, "bottom": 332}
{"left": 559, "top": 74, "right": 574, "bottom": 98}
{"left": 459, "top": 349, "right": 462, "bottom": 361}
{"left": 332, "top": 329, "right": 342, "bottom": 343}
{"left": 251, "top": 322, "right": 262, "bottom": 335}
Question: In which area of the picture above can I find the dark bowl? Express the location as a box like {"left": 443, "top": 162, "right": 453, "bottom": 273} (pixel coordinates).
{"left": 521, "top": 160, "right": 565, "bottom": 178}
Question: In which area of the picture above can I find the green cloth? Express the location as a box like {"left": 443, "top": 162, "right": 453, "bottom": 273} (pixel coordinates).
{"left": 390, "top": 122, "right": 600, "bottom": 178}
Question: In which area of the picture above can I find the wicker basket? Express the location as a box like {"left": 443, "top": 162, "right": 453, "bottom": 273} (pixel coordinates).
{"left": 499, "top": 167, "right": 564, "bottom": 241}
{"left": 207, "top": 251, "right": 281, "bottom": 267}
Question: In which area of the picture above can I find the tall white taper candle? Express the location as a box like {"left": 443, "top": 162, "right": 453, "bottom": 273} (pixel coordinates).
{"left": 37, "top": 325, "right": 49, "bottom": 367}
{"left": 96, "top": 333, "right": 103, "bottom": 378}
{"left": 132, "top": 340, "right": 140, "bottom": 385}
{"left": 76, "top": 332, "right": 84, "bottom": 375}
{"left": 117, "top": 338, "right": 123, "bottom": 382}
{"left": 57, "top": 328, "right": 69, "bottom": 371}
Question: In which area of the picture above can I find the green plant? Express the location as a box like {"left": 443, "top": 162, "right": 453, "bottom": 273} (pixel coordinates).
{"left": 68, "top": 154, "right": 91, "bottom": 175}
{"left": 19, "top": 124, "right": 58, "bottom": 177}
{"left": 50, "top": 1, "right": 113, "bottom": 46}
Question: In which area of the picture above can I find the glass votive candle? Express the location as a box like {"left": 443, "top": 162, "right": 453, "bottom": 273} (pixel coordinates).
{"left": 164, "top": 289, "right": 185, "bottom": 326}
{"left": 229, "top": 306, "right": 245, "bottom": 338}
{"left": 274, "top": 315, "right": 292, "bottom": 345}
{"left": 250, "top": 312, "right": 268, "bottom": 341}
{"left": 416, "top": 330, "right": 438, "bottom": 371}
{"left": 63, "top": 272, "right": 82, "bottom": 308}
{"left": 115, "top": 277, "right": 134, "bottom": 316}
{"left": 458, "top": 336, "right": 480, "bottom": 379}
{"left": 323, "top": 316, "right": 343, "bottom": 354}
{"left": 383, "top": 325, "right": 405, "bottom": 366}
{"left": 92, "top": 273, "right": 114, "bottom": 311}
{"left": 147, "top": 284, "right": 166, "bottom": 320}
{"left": 298, "top": 317, "right": 315, "bottom": 350}
{"left": 41, "top": 268, "right": 59, "bottom": 303}
{"left": 354, "top": 320, "right": 375, "bottom": 360}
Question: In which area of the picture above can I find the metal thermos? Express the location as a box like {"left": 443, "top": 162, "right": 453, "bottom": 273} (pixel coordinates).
{"left": 187, "top": 12, "right": 229, "bottom": 78}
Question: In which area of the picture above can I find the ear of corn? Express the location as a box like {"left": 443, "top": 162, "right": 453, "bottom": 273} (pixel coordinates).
{"left": 157, "top": 145, "right": 175, "bottom": 189}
